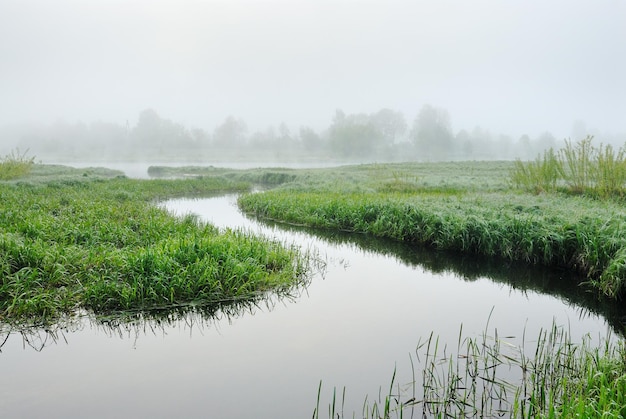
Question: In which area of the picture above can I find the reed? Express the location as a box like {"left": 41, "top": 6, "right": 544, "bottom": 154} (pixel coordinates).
{"left": 510, "top": 148, "right": 560, "bottom": 193}
{"left": 317, "top": 323, "right": 626, "bottom": 418}
{"left": 558, "top": 136, "right": 595, "bottom": 194}
{"left": 511, "top": 136, "right": 626, "bottom": 197}
{"left": 593, "top": 143, "right": 626, "bottom": 198}
{"left": 0, "top": 149, "right": 35, "bottom": 180}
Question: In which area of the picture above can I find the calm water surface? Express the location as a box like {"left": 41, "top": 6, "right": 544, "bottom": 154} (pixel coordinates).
{"left": 0, "top": 194, "right": 620, "bottom": 418}
{"left": 46, "top": 161, "right": 344, "bottom": 179}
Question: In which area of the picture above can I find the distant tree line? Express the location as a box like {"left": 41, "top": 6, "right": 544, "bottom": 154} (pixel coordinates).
{"left": 1, "top": 106, "right": 621, "bottom": 162}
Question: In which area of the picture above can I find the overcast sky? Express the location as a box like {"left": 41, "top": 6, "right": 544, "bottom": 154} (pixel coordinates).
{"left": 1, "top": 0, "right": 625, "bottom": 139}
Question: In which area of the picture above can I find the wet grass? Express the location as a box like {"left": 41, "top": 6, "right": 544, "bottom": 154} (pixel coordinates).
{"left": 0, "top": 149, "right": 35, "bottom": 180}
{"left": 0, "top": 168, "right": 309, "bottom": 324}
{"left": 238, "top": 161, "right": 626, "bottom": 299}
{"left": 315, "top": 322, "right": 626, "bottom": 418}
{"left": 240, "top": 190, "right": 626, "bottom": 299}
{"left": 512, "top": 136, "right": 626, "bottom": 198}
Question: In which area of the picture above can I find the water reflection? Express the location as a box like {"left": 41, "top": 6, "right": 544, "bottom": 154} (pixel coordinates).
{"left": 0, "top": 287, "right": 309, "bottom": 353}
{"left": 253, "top": 217, "right": 626, "bottom": 337}
{"left": 1, "top": 194, "right": 622, "bottom": 418}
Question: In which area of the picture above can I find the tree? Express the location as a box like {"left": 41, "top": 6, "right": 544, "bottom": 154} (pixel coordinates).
{"left": 571, "top": 120, "right": 588, "bottom": 141}
{"left": 410, "top": 105, "right": 454, "bottom": 160}
{"left": 516, "top": 134, "right": 533, "bottom": 160}
{"left": 131, "top": 109, "right": 195, "bottom": 157}
{"left": 212, "top": 116, "right": 247, "bottom": 148}
{"left": 299, "top": 126, "right": 323, "bottom": 152}
{"left": 370, "top": 108, "right": 407, "bottom": 144}
{"left": 133, "top": 108, "right": 163, "bottom": 146}
{"left": 456, "top": 129, "right": 473, "bottom": 158}
{"left": 328, "top": 109, "right": 384, "bottom": 158}
{"left": 276, "top": 122, "right": 295, "bottom": 150}
{"left": 190, "top": 128, "right": 211, "bottom": 148}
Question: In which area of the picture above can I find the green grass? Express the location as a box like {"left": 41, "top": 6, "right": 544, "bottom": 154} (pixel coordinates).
{"left": 0, "top": 149, "right": 35, "bottom": 180}
{"left": 0, "top": 169, "right": 309, "bottom": 324}
{"left": 151, "top": 160, "right": 626, "bottom": 299}
{"left": 239, "top": 188, "right": 626, "bottom": 299}
{"left": 512, "top": 136, "right": 626, "bottom": 198}
{"left": 315, "top": 322, "right": 626, "bottom": 418}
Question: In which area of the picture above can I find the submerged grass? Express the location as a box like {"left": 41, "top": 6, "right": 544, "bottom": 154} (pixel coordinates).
{"left": 315, "top": 322, "right": 626, "bottom": 418}
{"left": 0, "top": 170, "right": 309, "bottom": 323}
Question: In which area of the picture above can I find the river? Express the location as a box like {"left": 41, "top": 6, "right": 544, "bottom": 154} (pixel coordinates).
{"left": 0, "top": 193, "right": 621, "bottom": 418}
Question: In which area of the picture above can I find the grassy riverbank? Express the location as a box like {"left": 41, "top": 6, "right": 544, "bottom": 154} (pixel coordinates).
{"left": 236, "top": 160, "right": 626, "bottom": 300}
{"left": 0, "top": 165, "right": 308, "bottom": 324}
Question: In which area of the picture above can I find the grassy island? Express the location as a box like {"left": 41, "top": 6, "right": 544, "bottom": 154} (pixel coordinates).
{"left": 0, "top": 164, "right": 308, "bottom": 324}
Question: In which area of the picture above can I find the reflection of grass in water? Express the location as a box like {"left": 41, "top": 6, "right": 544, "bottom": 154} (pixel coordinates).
{"left": 239, "top": 186, "right": 626, "bottom": 300}
{"left": 249, "top": 214, "right": 626, "bottom": 337}
{"left": 0, "top": 283, "right": 311, "bottom": 352}
{"left": 315, "top": 320, "right": 626, "bottom": 418}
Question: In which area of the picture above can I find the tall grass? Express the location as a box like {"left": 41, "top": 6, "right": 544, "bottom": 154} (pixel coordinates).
{"left": 511, "top": 136, "right": 626, "bottom": 198}
{"left": 316, "top": 323, "right": 626, "bottom": 418}
{"left": 510, "top": 148, "right": 560, "bottom": 193}
{"left": 0, "top": 149, "right": 35, "bottom": 180}
{"left": 593, "top": 142, "right": 626, "bottom": 198}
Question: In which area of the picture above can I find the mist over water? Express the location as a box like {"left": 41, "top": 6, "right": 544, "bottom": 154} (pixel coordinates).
{"left": 1, "top": 3, "right": 625, "bottom": 415}
{"left": 1, "top": 1, "right": 625, "bottom": 164}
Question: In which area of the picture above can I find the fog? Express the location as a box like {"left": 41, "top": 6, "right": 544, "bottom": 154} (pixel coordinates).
{"left": 1, "top": 1, "right": 625, "bottom": 162}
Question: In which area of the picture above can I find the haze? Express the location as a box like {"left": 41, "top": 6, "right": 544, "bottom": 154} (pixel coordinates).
{"left": 1, "top": 0, "right": 625, "bottom": 160}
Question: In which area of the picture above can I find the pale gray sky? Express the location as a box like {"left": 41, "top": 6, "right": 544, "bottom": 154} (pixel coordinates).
{"left": 1, "top": 0, "right": 625, "bottom": 139}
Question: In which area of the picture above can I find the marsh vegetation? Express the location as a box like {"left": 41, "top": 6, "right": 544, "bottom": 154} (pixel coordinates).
{"left": 148, "top": 151, "right": 626, "bottom": 417}
{"left": 315, "top": 323, "right": 626, "bottom": 418}
{"left": 0, "top": 165, "right": 308, "bottom": 324}
{"left": 2, "top": 155, "right": 626, "bottom": 417}
{"left": 511, "top": 136, "right": 626, "bottom": 198}
{"left": 233, "top": 141, "right": 626, "bottom": 300}
{"left": 0, "top": 149, "right": 35, "bottom": 180}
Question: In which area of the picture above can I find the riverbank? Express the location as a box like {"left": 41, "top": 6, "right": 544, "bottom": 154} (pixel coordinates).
{"left": 233, "top": 161, "right": 626, "bottom": 300}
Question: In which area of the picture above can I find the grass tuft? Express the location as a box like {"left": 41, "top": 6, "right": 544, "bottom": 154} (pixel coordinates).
{"left": 0, "top": 149, "right": 35, "bottom": 180}
{"left": 511, "top": 136, "right": 626, "bottom": 198}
